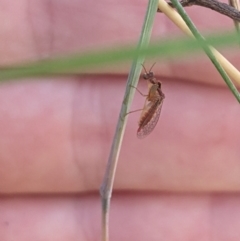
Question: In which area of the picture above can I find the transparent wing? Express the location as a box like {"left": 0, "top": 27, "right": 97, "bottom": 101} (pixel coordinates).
{"left": 137, "top": 99, "right": 163, "bottom": 139}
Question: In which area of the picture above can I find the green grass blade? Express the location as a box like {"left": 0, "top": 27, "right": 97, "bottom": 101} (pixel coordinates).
{"left": 0, "top": 31, "right": 238, "bottom": 81}
{"left": 169, "top": 0, "right": 240, "bottom": 102}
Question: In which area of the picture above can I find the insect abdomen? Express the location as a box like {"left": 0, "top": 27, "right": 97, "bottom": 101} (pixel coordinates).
{"left": 138, "top": 99, "right": 161, "bottom": 130}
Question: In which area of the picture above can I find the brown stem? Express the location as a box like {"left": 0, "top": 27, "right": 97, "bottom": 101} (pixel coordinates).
{"left": 158, "top": 0, "right": 240, "bottom": 22}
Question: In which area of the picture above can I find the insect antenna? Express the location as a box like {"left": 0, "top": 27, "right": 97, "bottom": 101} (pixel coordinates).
{"left": 149, "top": 62, "right": 156, "bottom": 72}
{"left": 141, "top": 63, "right": 148, "bottom": 75}
{"left": 141, "top": 62, "right": 156, "bottom": 73}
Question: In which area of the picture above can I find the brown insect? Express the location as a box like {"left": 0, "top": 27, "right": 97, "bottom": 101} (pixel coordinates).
{"left": 136, "top": 64, "right": 165, "bottom": 138}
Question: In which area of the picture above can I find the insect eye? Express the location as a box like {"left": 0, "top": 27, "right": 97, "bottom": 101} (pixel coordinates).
{"left": 143, "top": 74, "right": 148, "bottom": 79}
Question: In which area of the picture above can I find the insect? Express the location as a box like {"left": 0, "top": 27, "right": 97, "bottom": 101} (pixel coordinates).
{"left": 136, "top": 64, "right": 165, "bottom": 138}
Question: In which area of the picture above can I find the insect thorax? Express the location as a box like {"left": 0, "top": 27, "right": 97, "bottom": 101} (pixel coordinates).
{"left": 148, "top": 83, "right": 160, "bottom": 101}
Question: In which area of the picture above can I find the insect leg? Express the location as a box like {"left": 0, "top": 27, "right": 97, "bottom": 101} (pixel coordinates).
{"left": 121, "top": 108, "right": 144, "bottom": 121}
{"left": 129, "top": 85, "right": 147, "bottom": 97}
{"left": 125, "top": 108, "right": 144, "bottom": 116}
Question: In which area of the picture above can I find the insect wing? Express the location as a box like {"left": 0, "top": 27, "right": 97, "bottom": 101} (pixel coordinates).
{"left": 137, "top": 98, "right": 163, "bottom": 139}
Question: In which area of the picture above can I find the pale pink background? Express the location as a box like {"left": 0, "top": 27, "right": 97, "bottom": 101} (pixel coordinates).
{"left": 0, "top": 0, "right": 240, "bottom": 240}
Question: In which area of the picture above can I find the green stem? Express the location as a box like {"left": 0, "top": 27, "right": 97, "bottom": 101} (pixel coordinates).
{"left": 100, "top": 1, "right": 159, "bottom": 241}
{"left": 170, "top": 0, "right": 240, "bottom": 103}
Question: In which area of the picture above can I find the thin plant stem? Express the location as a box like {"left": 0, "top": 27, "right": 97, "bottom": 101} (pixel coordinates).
{"left": 160, "top": 0, "right": 240, "bottom": 22}
{"left": 169, "top": 0, "right": 240, "bottom": 102}
{"left": 99, "top": 1, "right": 159, "bottom": 241}
{"left": 228, "top": 0, "right": 240, "bottom": 35}
{"left": 158, "top": 0, "right": 240, "bottom": 102}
